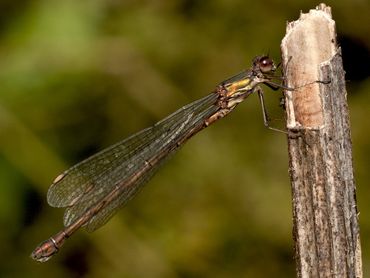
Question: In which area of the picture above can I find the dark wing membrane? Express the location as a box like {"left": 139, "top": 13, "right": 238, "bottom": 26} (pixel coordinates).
{"left": 47, "top": 93, "right": 217, "bottom": 209}
{"left": 45, "top": 93, "right": 218, "bottom": 228}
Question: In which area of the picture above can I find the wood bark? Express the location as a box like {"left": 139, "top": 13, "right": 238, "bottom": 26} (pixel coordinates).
{"left": 280, "top": 4, "right": 362, "bottom": 278}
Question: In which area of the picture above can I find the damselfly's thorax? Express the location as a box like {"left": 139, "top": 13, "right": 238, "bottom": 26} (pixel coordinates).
{"left": 217, "top": 55, "right": 278, "bottom": 101}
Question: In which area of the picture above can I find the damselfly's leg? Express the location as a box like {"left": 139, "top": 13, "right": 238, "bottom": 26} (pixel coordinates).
{"left": 256, "top": 87, "right": 270, "bottom": 126}
{"left": 256, "top": 86, "right": 287, "bottom": 134}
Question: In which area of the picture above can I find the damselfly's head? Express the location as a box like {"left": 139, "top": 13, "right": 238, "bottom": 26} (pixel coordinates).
{"left": 252, "top": 55, "right": 276, "bottom": 75}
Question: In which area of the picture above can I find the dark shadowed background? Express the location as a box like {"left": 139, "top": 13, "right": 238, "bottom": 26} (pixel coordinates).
{"left": 0, "top": 1, "right": 369, "bottom": 277}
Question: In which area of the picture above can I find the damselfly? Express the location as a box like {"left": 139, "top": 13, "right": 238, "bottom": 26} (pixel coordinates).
{"left": 31, "top": 55, "right": 285, "bottom": 262}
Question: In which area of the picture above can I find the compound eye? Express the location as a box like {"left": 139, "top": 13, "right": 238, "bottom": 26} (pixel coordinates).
{"left": 259, "top": 56, "right": 275, "bottom": 73}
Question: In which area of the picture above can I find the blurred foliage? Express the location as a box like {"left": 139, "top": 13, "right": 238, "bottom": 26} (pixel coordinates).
{"left": 0, "top": 0, "right": 369, "bottom": 277}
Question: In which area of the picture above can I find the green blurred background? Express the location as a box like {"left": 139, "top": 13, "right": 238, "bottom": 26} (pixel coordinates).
{"left": 0, "top": 0, "right": 369, "bottom": 277}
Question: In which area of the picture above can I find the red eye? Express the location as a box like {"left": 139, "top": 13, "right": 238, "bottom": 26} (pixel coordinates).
{"left": 252, "top": 55, "right": 275, "bottom": 72}
{"left": 258, "top": 56, "right": 275, "bottom": 73}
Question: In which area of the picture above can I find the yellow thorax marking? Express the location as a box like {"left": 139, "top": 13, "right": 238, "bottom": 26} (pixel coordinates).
{"left": 226, "top": 78, "right": 252, "bottom": 97}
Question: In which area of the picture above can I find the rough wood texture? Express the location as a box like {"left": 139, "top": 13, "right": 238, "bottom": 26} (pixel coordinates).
{"left": 281, "top": 4, "right": 362, "bottom": 278}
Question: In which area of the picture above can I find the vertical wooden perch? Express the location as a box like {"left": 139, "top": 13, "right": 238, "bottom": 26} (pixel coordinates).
{"left": 281, "top": 3, "right": 362, "bottom": 278}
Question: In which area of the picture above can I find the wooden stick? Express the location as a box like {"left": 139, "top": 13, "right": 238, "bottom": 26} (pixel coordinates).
{"left": 281, "top": 3, "right": 363, "bottom": 277}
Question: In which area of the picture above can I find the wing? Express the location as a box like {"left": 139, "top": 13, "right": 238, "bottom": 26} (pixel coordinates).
{"left": 46, "top": 93, "right": 219, "bottom": 231}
